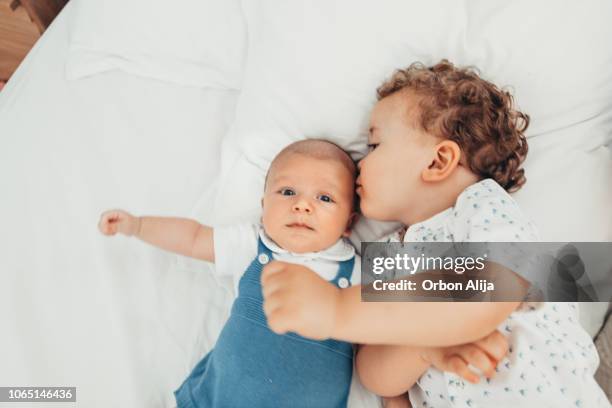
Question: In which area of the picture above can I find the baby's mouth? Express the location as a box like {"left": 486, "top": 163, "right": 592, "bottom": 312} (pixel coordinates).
{"left": 286, "top": 222, "right": 315, "bottom": 231}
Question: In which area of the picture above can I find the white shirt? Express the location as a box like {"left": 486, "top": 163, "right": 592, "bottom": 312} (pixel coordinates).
{"left": 383, "top": 178, "right": 540, "bottom": 244}
{"left": 382, "top": 179, "right": 607, "bottom": 408}
{"left": 213, "top": 223, "right": 361, "bottom": 293}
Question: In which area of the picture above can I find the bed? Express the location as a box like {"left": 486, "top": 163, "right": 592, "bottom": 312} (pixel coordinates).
{"left": 1, "top": 0, "right": 610, "bottom": 407}
{"left": 0, "top": 2, "right": 240, "bottom": 407}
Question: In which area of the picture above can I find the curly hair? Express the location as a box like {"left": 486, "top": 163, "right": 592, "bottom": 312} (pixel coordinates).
{"left": 377, "top": 60, "right": 529, "bottom": 192}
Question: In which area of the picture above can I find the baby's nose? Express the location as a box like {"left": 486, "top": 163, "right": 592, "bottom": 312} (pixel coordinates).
{"left": 292, "top": 199, "right": 312, "bottom": 213}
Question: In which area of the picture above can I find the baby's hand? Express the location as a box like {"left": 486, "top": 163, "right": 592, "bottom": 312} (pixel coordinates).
{"left": 421, "top": 330, "right": 509, "bottom": 384}
{"left": 98, "top": 209, "right": 140, "bottom": 237}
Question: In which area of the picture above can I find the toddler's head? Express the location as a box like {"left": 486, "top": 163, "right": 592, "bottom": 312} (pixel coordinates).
{"left": 358, "top": 59, "right": 529, "bottom": 225}
{"left": 262, "top": 139, "right": 357, "bottom": 254}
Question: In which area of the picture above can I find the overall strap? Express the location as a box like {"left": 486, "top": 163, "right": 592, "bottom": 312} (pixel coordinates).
{"left": 329, "top": 256, "right": 355, "bottom": 289}
{"left": 233, "top": 237, "right": 275, "bottom": 325}
{"left": 256, "top": 237, "right": 274, "bottom": 264}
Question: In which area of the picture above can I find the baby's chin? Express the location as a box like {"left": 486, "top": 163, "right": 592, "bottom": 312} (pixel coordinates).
{"left": 278, "top": 238, "right": 328, "bottom": 254}
{"left": 269, "top": 231, "right": 334, "bottom": 254}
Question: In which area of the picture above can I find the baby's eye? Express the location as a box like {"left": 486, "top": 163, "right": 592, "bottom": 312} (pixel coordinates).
{"left": 279, "top": 188, "right": 296, "bottom": 196}
{"left": 317, "top": 194, "right": 334, "bottom": 203}
{"left": 367, "top": 143, "right": 379, "bottom": 151}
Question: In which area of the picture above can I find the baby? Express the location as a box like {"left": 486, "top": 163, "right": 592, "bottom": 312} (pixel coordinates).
{"left": 257, "top": 62, "right": 609, "bottom": 408}
{"left": 99, "top": 139, "right": 509, "bottom": 408}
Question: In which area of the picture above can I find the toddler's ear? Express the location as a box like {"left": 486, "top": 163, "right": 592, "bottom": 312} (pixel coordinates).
{"left": 343, "top": 212, "right": 359, "bottom": 237}
{"left": 421, "top": 140, "right": 461, "bottom": 182}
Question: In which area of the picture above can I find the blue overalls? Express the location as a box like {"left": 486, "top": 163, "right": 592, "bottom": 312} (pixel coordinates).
{"left": 174, "top": 238, "right": 355, "bottom": 408}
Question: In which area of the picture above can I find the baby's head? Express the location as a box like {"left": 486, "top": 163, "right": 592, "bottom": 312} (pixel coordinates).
{"left": 262, "top": 139, "right": 357, "bottom": 254}
{"left": 358, "top": 59, "right": 529, "bottom": 225}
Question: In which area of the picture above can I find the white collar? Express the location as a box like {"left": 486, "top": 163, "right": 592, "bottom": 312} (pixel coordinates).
{"left": 258, "top": 228, "right": 355, "bottom": 261}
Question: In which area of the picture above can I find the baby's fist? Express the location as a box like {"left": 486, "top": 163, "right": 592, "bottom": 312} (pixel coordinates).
{"left": 98, "top": 209, "right": 140, "bottom": 236}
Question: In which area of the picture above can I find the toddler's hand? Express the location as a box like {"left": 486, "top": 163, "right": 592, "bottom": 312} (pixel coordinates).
{"left": 261, "top": 260, "right": 339, "bottom": 340}
{"left": 98, "top": 209, "right": 140, "bottom": 237}
{"left": 421, "top": 330, "right": 509, "bottom": 384}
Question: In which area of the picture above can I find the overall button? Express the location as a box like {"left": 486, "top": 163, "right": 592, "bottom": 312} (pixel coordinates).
{"left": 338, "top": 277, "right": 350, "bottom": 289}
{"left": 258, "top": 253, "right": 270, "bottom": 264}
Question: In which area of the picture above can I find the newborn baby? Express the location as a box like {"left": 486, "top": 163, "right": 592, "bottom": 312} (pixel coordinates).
{"left": 99, "top": 139, "right": 361, "bottom": 407}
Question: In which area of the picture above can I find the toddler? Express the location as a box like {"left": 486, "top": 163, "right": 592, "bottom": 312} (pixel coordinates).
{"left": 99, "top": 139, "right": 509, "bottom": 408}
{"left": 259, "top": 61, "right": 609, "bottom": 408}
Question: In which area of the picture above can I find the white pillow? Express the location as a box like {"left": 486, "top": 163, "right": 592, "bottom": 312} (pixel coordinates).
{"left": 66, "top": 0, "right": 245, "bottom": 89}
{"left": 212, "top": 0, "right": 464, "bottom": 229}
{"left": 211, "top": 0, "right": 612, "bottom": 245}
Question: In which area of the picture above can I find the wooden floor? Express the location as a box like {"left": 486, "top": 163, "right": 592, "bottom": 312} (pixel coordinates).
{"left": 0, "top": 0, "right": 40, "bottom": 82}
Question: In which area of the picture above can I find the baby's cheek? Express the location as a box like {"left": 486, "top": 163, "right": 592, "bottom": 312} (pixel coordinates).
{"left": 329, "top": 211, "right": 351, "bottom": 235}
{"left": 261, "top": 214, "right": 277, "bottom": 235}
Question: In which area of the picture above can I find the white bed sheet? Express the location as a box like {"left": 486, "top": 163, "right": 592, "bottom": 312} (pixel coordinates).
{"left": 0, "top": 3, "right": 239, "bottom": 407}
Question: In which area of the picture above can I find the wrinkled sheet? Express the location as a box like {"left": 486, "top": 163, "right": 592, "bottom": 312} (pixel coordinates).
{"left": 0, "top": 3, "right": 238, "bottom": 406}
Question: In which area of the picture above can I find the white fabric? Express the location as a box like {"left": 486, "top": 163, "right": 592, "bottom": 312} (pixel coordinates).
{"left": 0, "top": 3, "right": 239, "bottom": 407}
{"left": 383, "top": 181, "right": 607, "bottom": 408}
{"left": 66, "top": 0, "right": 246, "bottom": 89}
{"left": 411, "top": 303, "right": 609, "bottom": 408}
{"left": 211, "top": 0, "right": 612, "bottom": 242}
{"left": 403, "top": 179, "right": 542, "bottom": 284}
{"left": 212, "top": 223, "right": 361, "bottom": 292}
{"left": 580, "top": 303, "right": 612, "bottom": 339}
{"left": 400, "top": 180, "right": 538, "bottom": 243}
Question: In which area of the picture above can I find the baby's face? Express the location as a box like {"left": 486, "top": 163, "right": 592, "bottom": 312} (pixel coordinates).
{"left": 262, "top": 153, "right": 355, "bottom": 254}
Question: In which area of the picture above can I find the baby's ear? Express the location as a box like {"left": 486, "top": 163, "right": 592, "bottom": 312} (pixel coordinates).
{"left": 421, "top": 140, "right": 461, "bottom": 182}
{"left": 343, "top": 211, "right": 360, "bottom": 237}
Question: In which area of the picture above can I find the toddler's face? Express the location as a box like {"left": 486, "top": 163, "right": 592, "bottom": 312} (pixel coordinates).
{"left": 262, "top": 153, "right": 355, "bottom": 254}
{"left": 357, "top": 91, "right": 438, "bottom": 223}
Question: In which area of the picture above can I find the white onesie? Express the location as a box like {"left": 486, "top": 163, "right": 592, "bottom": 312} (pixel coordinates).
{"left": 384, "top": 179, "right": 609, "bottom": 408}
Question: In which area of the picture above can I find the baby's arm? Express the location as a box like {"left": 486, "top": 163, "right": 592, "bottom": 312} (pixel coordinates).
{"left": 98, "top": 209, "right": 214, "bottom": 262}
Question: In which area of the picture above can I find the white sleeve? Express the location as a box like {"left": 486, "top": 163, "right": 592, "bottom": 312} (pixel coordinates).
{"left": 213, "top": 223, "right": 259, "bottom": 281}
{"left": 450, "top": 187, "right": 539, "bottom": 243}
{"left": 450, "top": 187, "right": 543, "bottom": 297}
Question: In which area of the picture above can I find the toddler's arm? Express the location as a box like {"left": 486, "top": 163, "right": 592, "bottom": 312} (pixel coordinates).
{"left": 356, "top": 330, "right": 508, "bottom": 397}
{"left": 98, "top": 209, "right": 214, "bottom": 262}
{"left": 356, "top": 344, "right": 429, "bottom": 397}
{"left": 261, "top": 261, "right": 527, "bottom": 346}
